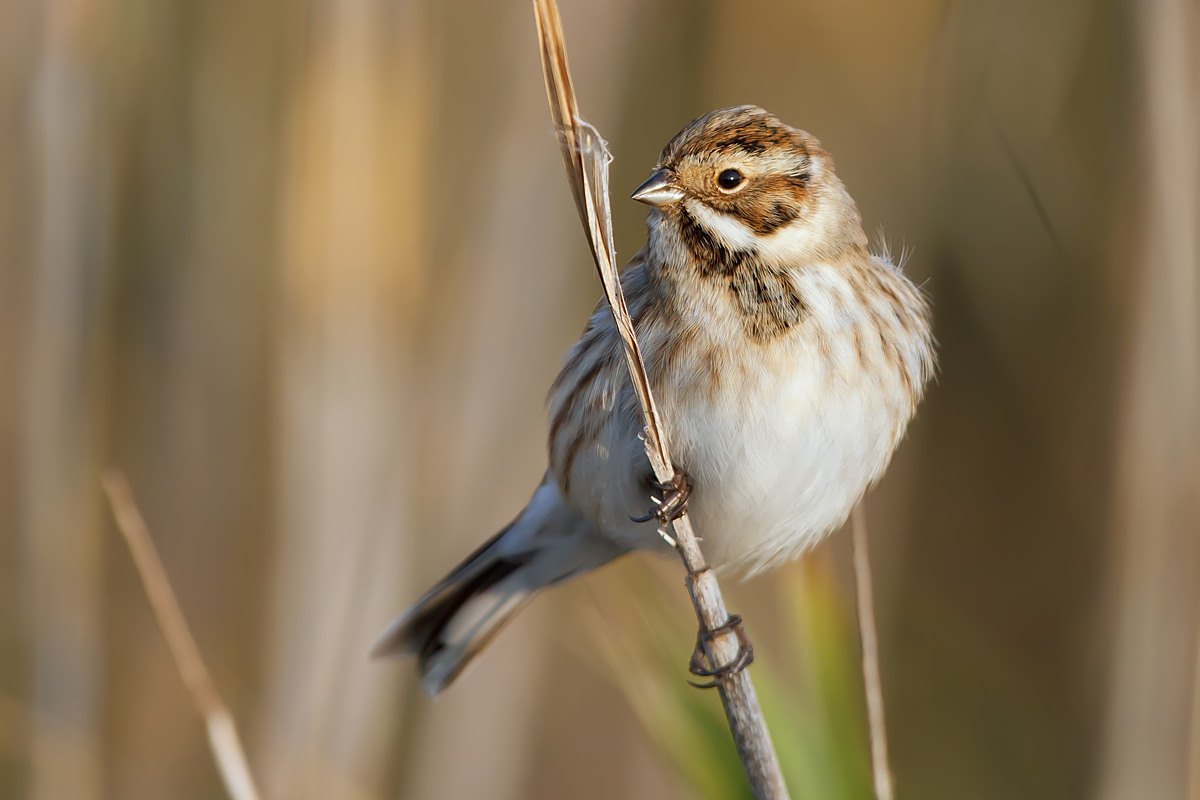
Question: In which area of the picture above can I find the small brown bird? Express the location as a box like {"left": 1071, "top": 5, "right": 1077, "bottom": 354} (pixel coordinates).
{"left": 373, "top": 106, "right": 935, "bottom": 695}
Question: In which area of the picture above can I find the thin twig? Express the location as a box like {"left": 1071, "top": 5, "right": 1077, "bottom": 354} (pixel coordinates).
{"left": 531, "top": 3, "right": 789, "bottom": 797}
{"left": 101, "top": 469, "right": 262, "bottom": 800}
{"left": 1191, "top": 624, "right": 1200, "bottom": 800}
{"left": 851, "top": 505, "right": 894, "bottom": 800}
{"left": 984, "top": 108, "right": 1069, "bottom": 263}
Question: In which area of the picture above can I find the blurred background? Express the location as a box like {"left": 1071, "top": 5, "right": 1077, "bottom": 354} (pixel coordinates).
{"left": 2, "top": 0, "right": 1198, "bottom": 798}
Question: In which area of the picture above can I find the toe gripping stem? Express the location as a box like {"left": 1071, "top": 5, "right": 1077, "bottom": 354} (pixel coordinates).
{"left": 688, "top": 614, "right": 753, "bottom": 688}
{"left": 687, "top": 578, "right": 754, "bottom": 689}
{"left": 630, "top": 466, "right": 692, "bottom": 526}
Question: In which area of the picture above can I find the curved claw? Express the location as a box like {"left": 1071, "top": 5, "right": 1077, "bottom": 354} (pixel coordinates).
{"left": 631, "top": 467, "right": 693, "bottom": 526}
{"left": 687, "top": 613, "right": 755, "bottom": 689}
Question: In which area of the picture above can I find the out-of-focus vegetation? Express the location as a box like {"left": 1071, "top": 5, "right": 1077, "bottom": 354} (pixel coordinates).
{"left": 2, "top": 0, "right": 1196, "bottom": 799}
{"left": 590, "top": 559, "right": 877, "bottom": 800}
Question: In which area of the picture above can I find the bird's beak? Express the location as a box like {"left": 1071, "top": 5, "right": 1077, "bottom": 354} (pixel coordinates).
{"left": 631, "top": 169, "right": 684, "bottom": 207}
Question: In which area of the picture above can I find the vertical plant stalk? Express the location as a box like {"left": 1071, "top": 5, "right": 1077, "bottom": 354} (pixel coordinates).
{"left": 1191, "top": 630, "right": 1200, "bottom": 800}
{"left": 851, "top": 505, "right": 894, "bottom": 800}
{"left": 101, "top": 470, "right": 262, "bottom": 800}
{"left": 1098, "top": 0, "right": 1199, "bottom": 796}
{"left": 26, "top": 2, "right": 109, "bottom": 794}
{"left": 262, "top": 2, "right": 422, "bottom": 795}
{"left": 532, "top": 2, "right": 789, "bottom": 797}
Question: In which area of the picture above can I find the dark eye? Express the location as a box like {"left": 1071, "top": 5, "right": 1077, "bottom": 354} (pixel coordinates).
{"left": 718, "top": 169, "right": 744, "bottom": 190}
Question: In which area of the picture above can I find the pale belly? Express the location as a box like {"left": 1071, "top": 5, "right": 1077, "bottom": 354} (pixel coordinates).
{"left": 661, "top": 339, "right": 912, "bottom": 575}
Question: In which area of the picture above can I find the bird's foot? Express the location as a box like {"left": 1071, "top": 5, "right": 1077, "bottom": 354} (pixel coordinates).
{"left": 630, "top": 466, "right": 692, "bottom": 526}
{"left": 687, "top": 613, "right": 754, "bottom": 689}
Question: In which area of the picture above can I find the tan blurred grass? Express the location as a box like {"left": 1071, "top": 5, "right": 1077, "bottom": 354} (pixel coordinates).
{"left": 1098, "top": 0, "right": 1200, "bottom": 797}
{"left": 3, "top": 0, "right": 1197, "bottom": 798}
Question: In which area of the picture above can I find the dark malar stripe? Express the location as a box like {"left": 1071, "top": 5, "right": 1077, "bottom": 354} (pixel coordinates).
{"left": 678, "top": 206, "right": 745, "bottom": 276}
{"left": 673, "top": 208, "right": 806, "bottom": 340}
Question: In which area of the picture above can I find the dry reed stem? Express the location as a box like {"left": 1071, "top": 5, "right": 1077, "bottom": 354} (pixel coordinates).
{"left": 101, "top": 469, "right": 261, "bottom": 800}
{"left": 1191, "top": 626, "right": 1200, "bottom": 800}
{"left": 532, "top": 2, "right": 789, "bottom": 797}
{"left": 851, "top": 505, "right": 894, "bottom": 800}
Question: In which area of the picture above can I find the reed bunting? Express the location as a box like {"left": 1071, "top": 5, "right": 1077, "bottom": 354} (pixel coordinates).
{"left": 374, "top": 106, "right": 935, "bottom": 695}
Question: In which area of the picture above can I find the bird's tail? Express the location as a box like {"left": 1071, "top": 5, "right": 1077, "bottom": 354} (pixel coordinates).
{"left": 370, "top": 525, "right": 534, "bottom": 695}
{"left": 371, "top": 480, "right": 624, "bottom": 696}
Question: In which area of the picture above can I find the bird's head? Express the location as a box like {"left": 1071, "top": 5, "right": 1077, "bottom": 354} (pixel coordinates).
{"left": 633, "top": 106, "right": 866, "bottom": 270}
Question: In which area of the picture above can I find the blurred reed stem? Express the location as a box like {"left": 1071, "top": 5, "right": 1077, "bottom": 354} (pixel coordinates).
{"left": 23, "top": 0, "right": 111, "bottom": 796}
{"left": 1097, "top": 0, "right": 1200, "bottom": 797}
{"left": 851, "top": 505, "right": 894, "bottom": 800}
{"left": 102, "top": 470, "right": 261, "bottom": 800}
{"left": 258, "top": 0, "right": 427, "bottom": 797}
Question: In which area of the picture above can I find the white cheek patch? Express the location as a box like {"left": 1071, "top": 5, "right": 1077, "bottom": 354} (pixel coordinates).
{"left": 756, "top": 202, "right": 834, "bottom": 263}
{"left": 685, "top": 200, "right": 758, "bottom": 252}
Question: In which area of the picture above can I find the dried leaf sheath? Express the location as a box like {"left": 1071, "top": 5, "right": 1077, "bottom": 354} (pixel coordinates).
{"left": 533, "top": 0, "right": 672, "bottom": 482}
{"left": 533, "top": 0, "right": 584, "bottom": 219}
{"left": 574, "top": 124, "right": 675, "bottom": 481}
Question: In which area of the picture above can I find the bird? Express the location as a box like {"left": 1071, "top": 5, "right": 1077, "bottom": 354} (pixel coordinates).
{"left": 372, "top": 105, "right": 935, "bottom": 696}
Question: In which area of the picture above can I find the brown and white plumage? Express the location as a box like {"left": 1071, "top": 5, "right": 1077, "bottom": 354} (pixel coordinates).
{"left": 373, "top": 106, "right": 935, "bottom": 695}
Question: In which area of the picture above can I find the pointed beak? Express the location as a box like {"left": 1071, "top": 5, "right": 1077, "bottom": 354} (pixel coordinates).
{"left": 631, "top": 169, "right": 684, "bottom": 207}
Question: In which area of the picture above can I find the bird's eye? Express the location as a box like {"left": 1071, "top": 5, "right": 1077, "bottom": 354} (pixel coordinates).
{"left": 717, "top": 169, "right": 744, "bottom": 191}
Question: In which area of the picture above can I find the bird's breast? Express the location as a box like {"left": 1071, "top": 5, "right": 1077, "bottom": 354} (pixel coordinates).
{"left": 650, "top": 258, "right": 932, "bottom": 574}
